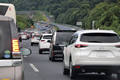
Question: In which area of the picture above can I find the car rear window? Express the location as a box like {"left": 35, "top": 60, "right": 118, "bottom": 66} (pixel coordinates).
{"left": 81, "top": 33, "right": 120, "bottom": 43}
{"left": 33, "top": 35, "right": 40, "bottom": 37}
{"left": 0, "top": 21, "right": 12, "bottom": 59}
{"left": 56, "top": 32, "right": 75, "bottom": 44}
{"left": 43, "top": 35, "right": 52, "bottom": 39}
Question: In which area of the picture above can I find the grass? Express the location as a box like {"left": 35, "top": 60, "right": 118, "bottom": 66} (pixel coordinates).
{"left": 32, "top": 11, "right": 49, "bottom": 22}
{"left": 18, "top": 11, "right": 49, "bottom": 22}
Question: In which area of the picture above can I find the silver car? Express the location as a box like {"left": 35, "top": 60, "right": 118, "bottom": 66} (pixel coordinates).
{"left": 63, "top": 30, "right": 120, "bottom": 79}
{"left": 0, "top": 16, "right": 31, "bottom": 80}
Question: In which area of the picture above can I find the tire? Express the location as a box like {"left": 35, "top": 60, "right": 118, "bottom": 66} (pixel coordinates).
{"left": 69, "top": 61, "right": 77, "bottom": 79}
{"left": 51, "top": 56, "right": 55, "bottom": 61}
{"left": 49, "top": 56, "right": 51, "bottom": 60}
{"left": 117, "top": 73, "right": 120, "bottom": 80}
{"left": 31, "top": 43, "right": 33, "bottom": 46}
{"left": 39, "top": 49, "right": 42, "bottom": 54}
{"left": 63, "top": 60, "right": 69, "bottom": 75}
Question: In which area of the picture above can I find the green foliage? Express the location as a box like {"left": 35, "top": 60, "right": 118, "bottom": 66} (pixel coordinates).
{"left": 32, "top": 12, "right": 49, "bottom": 22}
{"left": 16, "top": 15, "right": 31, "bottom": 29}
{"left": 1, "top": 0, "right": 120, "bottom": 35}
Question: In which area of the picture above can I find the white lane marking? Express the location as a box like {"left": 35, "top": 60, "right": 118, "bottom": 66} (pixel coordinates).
{"left": 29, "top": 63, "right": 39, "bottom": 72}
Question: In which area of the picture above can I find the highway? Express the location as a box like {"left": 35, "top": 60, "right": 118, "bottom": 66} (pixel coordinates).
{"left": 21, "top": 24, "right": 118, "bottom": 80}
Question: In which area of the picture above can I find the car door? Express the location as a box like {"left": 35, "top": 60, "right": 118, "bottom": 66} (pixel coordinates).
{"left": 65, "top": 34, "right": 78, "bottom": 67}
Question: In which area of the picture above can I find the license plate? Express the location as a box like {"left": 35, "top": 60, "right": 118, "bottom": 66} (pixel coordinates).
{"left": 96, "top": 52, "right": 107, "bottom": 57}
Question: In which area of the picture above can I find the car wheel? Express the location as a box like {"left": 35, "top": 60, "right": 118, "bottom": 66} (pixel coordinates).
{"left": 39, "top": 49, "right": 42, "bottom": 54}
{"left": 117, "top": 73, "right": 120, "bottom": 80}
{"left": 49, "top": 56, "right": 51, "bottom": 60}
{"left": 69, "top": 60, "right": 77, "bottom": 79}
{"left": 51, "top": 56, "right": 55, "bottom": 61}
{"left": 63, "top": 60, "right": 69, "bottom": 75}
{"left": 31, "top": 43, "right": 33, "bottom": 46}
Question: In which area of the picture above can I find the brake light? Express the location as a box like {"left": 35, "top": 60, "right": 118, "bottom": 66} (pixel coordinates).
{"left": 32, "top": 37, "right": 34, "bottom": 39}
{"left": 53, "top": 53, "right": 55, "bottom": 56}
{"left": 75, "top": 66, "right": 80, "bottom": 68}
{"left": 12, "top": 39, "right": 19, "bottom": 52}
{"left": 41, "top": 40, "right": 45, "bottom": 42}
{"left": 116, "top": 45, "right": 120, "bottom": 48}
{"left": 74, "top": 44, "right": 88, "bottom": 48}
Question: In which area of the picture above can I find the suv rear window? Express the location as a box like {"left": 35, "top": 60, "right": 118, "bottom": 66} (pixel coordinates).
{"left": 43, "top": 35, "right": 52, "bottom": 39}
{"left": 56, "top": 32, "right": 75, "bottom": 44}
{"left": 0, "top": 21, "right": 12, "bottom": 59}
{"left": 81, "top": 33, "right": 120, "bottom": 43}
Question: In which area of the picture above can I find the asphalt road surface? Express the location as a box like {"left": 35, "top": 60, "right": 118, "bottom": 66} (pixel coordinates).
{"left": 20, "top": 39, "right": 118, "bottom": 80}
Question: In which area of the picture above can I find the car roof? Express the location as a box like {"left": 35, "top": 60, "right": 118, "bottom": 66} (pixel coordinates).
{"left": 0, "top": 15, "right": 14, "bottom": 21}
{"left": 76, "top": 30, "right": 116, "bottom": 34}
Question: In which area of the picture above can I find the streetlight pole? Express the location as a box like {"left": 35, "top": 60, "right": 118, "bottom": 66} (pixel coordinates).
{"left": 92, "top": 21, "right": 96, "bottom": 30}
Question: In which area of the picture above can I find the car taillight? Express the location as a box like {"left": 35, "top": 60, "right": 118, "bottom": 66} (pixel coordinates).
{"left": 74, "top": 44, "right": 88, "bottom": 48}
{"left": 116, "top": 45, "right": 120, "bottom": 48}
{"left": 12, "top": 39, "right": 21, "bottom": 58}
{"left": 12, "top": 39, "right": 19, "bottom": 52}
{"left": 53, "top": 53, "right": 55, "bottom": 56}
{"left": 32, "top": 37, "right": 34, "bottom": 39}
{"left": 41, "top": 40, "right": 45, "bottom": 42}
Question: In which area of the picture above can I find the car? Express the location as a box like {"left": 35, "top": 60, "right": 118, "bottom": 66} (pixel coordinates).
{"left": 39, "top": 34, "right": 52, "bottom": 54}
{"left": 63, "top": 30, "right": 120, "bottom": 79}
{"left": 18, "top": 33, "right": 22, "bottom": 42}
{"left": 31, "top": 34, "right": 40, "bottom": 46}
{"left": 21, "top": 34, "right": 27, "bottom": 40}
{"left": 49, "top": 30, "right": 77, "bottom": 61}
{"left": 0, "top": 15, "right": 32, "bottom": 80}
{"left": 45, "top": 25, "right": 48, "bottom": 27}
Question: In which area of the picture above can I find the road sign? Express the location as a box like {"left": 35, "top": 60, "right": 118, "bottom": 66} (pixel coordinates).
{"left": 76, "top": 22, "right": 82, "bottom": 26}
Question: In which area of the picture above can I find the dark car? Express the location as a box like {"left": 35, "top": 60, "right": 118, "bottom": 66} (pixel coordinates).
{"left": 49, "top": 30, "right": 77, "bottom": 61}
{"left": 18, "top": 33, "right": 22, "bottom": 42}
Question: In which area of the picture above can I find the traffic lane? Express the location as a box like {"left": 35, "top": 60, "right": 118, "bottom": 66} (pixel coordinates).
{"left": 23, "top": 40, "right": 70, "bottom": 80}
{"left": 20, "top": 39, "right": 118, "bottom": 80}
{"left": 20, "top": 39, "right": 43, "bottom": 80}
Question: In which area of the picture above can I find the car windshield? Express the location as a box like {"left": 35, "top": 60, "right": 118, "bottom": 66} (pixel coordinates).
{"left": 43, "top": 35, "right": 52, "bottom": 39}
{"left": 81, "top": 33, "right": 120, "bottom": 43}
{"left": 56, "top": 32, "right": 75, "bottom": 44}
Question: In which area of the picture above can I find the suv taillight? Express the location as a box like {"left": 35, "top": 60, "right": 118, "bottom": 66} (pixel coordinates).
{"left": 32, "top": 37, "right": 34, "bottom": 39}
{"left": 12, "top": 39, "right": 19, "bottom": 52}
{"left": 116, "top": 45, "right": 120, "bottom": 48}
{"left": 74, "top": 44, "right": 88, "bottom": 48}
{"left": 12, "top": 39, "right": 21, "bottom": 58}
{"left": 41, "top": 40, "right": 45, "bottom": 42}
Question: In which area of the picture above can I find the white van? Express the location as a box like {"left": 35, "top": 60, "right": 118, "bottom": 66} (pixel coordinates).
{"left": 0, "top": 3, "right": 16, "bottom": 24}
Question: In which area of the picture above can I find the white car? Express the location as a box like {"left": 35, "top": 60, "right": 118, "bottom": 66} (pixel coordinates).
{"left": 21, "top": 34, "right": 27, "bottom": 40}
{"left": 31, "top": 34, "right": 40, "bottom": 46}
{"left": 39, "top": 34, "right": 52, "bottom": 54}
{"left": 63, "top": 30, "right": 120, "bottom": 79}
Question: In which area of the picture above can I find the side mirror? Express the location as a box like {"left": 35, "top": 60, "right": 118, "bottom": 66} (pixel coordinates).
{"left": 20, "top": 47, "right": 32, "bottom": 56}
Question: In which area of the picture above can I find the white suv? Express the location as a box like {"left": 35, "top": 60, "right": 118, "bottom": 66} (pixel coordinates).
{"left": 63, "top": 30, "right": 120, "bottom": 79}
{"left": 39, "top": 34, "right": 52, "bottom": 54}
